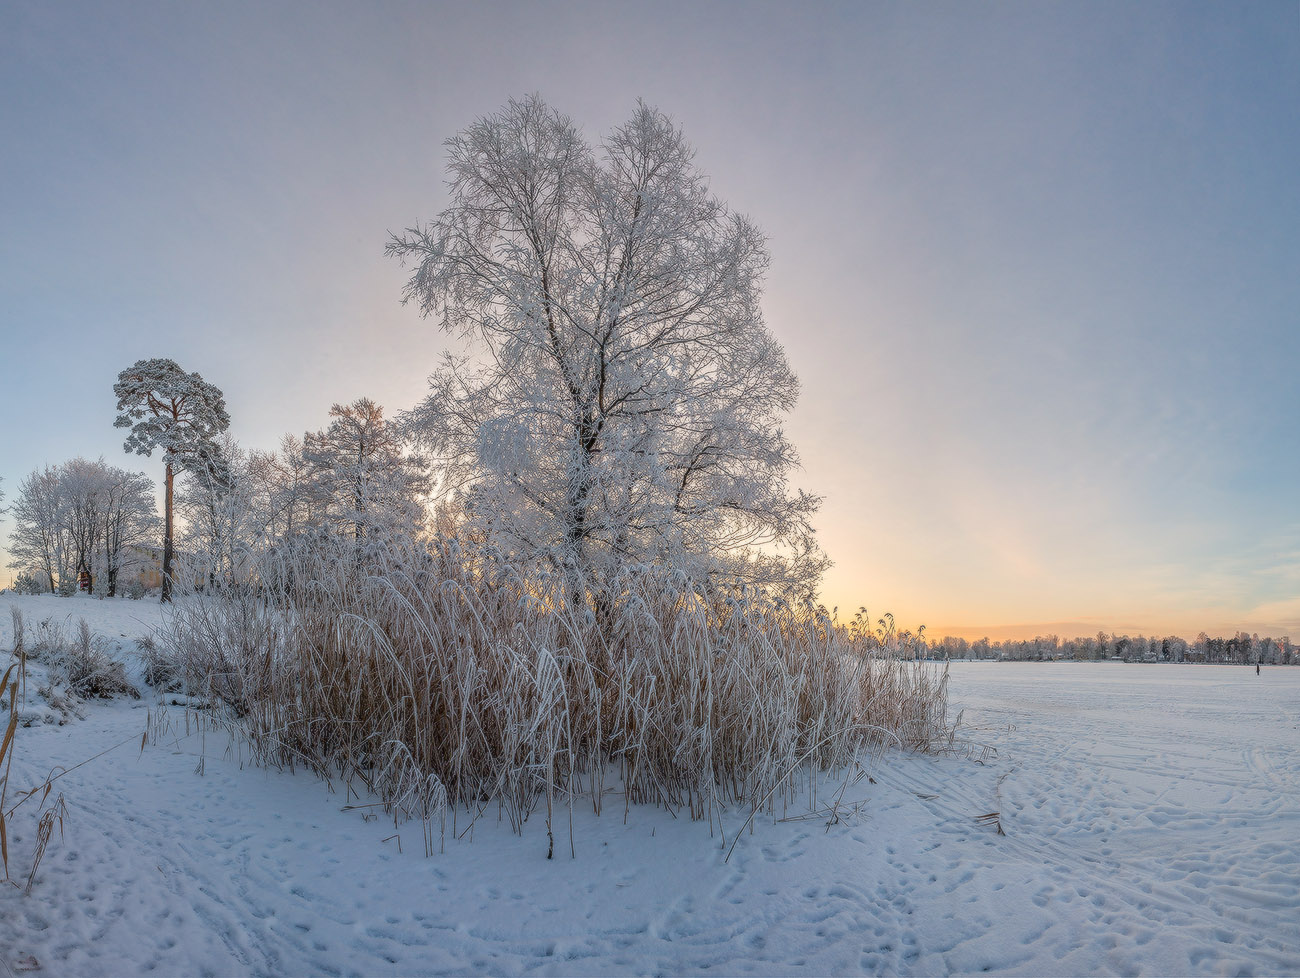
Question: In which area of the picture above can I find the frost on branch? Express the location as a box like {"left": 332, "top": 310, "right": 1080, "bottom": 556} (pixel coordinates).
{"left": 301, "top": 398, "right": 432, "bottom": 546}
{"left": 388, "top": 95, "right": 827, "bottom": 597}
{"left": 113, "top": 358, "right": 230, "bottom": 461}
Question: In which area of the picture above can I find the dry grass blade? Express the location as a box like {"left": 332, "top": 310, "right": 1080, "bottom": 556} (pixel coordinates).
{"left": 1, "top": 653, "right": 23, "bottom": 882}
{"left": 25, "top": 793, "right": 67, "bottom": 895}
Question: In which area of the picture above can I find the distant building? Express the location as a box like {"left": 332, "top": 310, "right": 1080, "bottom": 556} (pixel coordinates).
{"left": 123, "top": 544, "right": 166, "bottom": 590}
{"left": 121, "top": 545, "right": 203, "bottom": 591}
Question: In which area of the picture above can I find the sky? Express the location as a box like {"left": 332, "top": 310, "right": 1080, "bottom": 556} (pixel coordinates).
{"left": 1, "top": 0, "right": 1297, "bottom": 641}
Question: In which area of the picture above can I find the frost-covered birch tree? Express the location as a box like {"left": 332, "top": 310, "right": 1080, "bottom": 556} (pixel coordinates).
{"left": 61, "top": 457, "right": 109, "bottom": 593}
{"left": 96, "top": 465, "right": 158, "bottom": 596}
{"left": 7, "top": 466, "right": 70, "bottom": 593}
{"left": 6, "top": 460, "right": 156, "bottom": 595}
{"left": 58, "top": 458, "right": 158, "bottom": 596}
{"left": 247, "top": 435, "right": 321, "bottom": 545}
{"left": 114, "top": 358, "right": 230, "bottom": 602}
{"left": 388, "top": 95, "right": 825, "bottom": 598}
{"left": 176, "top": 434, "right": 257, "bottom": 591}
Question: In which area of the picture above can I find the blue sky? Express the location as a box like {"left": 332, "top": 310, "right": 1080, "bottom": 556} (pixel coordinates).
{"left": 1, "top": 0, "right": 1297, "bottom": 639}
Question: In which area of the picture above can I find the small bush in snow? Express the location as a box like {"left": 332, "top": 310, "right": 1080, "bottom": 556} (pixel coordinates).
{"left": 12, "top": 571, "right": 45, "bottom": 595}
{"left": 61, "top": 620, "right": 140, "bottom": 700}
{"left": 21, "top": 616, "right": 139, "bottom": 701}
{"left": 27, "top": 617, "right": 67, "bottom": 662}
{"left": 137, "top": 634, "right": 180, "bottom": 691}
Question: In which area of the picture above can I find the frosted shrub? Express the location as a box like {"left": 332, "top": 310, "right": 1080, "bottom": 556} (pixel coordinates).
{"left": 21, "top": 616, "right": 139, "bottom": 700}
{"left": 27, "top": 617, "right": 67, "bottom": 662}
{"left": 165, "top": 533, "right": 953, "bottom": 843}
{"left": 161, "top": 590, "right": 284, "bottom": 712}
{"left": 136, "top": 635, "right": 179, "bottom": 691}
{"left": 11, "top": 572, "right": 45, "bottom": 596}
{"left": 60, "top": 620, "right": 139, "bottom": 700}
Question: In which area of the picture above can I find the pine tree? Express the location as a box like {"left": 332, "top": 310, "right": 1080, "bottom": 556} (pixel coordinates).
{"left": 113, "top": 358, "right": 230, "bottom": 602}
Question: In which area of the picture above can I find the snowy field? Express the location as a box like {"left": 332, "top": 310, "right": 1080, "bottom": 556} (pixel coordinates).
{"left": 2, "top": 592, "right": 1298, "bottom": 977}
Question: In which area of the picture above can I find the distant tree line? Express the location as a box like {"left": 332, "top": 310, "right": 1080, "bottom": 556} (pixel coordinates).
{"left": 170, "top": 398, "right": 430, "bottom": 593}
{"left": 107, "top": 358, "right": 426, "bottom": 595}
{"left": 928, "top": 631, "right": 1296, "bottom": 665}
{"left": 7, "top": 382, "right": 429, "bottom": 600}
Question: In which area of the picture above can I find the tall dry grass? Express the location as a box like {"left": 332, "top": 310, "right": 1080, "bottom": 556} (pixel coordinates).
{"left": 1, "top": 617, "right": 23, "bottom": 881}
{"left": 3, "top": 608, "right": 70, "bottom": 893}
{"left": 162, "top": 534, "right": 953, "bottom": 849}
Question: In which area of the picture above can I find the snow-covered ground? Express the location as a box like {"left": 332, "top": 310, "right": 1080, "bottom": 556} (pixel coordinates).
{"left": 2, "top": 592, "right": 1297, "bottom": 976}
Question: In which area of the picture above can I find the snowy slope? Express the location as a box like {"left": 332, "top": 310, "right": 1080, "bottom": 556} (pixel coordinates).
{"left": 2, "top": 594, "right": 1297, "bottom": 976}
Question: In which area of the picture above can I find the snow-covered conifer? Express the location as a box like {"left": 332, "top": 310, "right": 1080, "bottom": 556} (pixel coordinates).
{"left": 113, "top": 358, "right": 231, "bottom": 601}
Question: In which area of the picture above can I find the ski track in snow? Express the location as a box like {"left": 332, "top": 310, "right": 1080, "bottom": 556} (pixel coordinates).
{"left": 2, "top": 593, "right": 1298, "bottom": 976}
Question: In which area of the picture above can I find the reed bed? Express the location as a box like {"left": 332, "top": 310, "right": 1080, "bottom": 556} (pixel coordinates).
{"left": 162, "top": 535, "right": 953, "bottom": 847}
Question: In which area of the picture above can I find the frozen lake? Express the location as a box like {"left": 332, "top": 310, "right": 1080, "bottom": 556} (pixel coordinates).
{"left": 936, "top": 661, "right": 1300, "bottom": 975}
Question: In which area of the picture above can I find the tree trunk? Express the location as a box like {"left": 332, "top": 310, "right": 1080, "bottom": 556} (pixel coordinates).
{"left": 564, "top": 456, "right": 592, "bottom": 611}
{"left": 162, "top": 460, "right": 174, "bottom": 603}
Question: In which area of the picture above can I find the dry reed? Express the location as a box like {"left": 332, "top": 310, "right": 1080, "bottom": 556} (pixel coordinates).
{"left": 162, "top": 534, "right": 954, "bottom": 848}
{"left": 3, "top": 608, "right": 71, "bottom": 892}
{"left": 1, "top": 634, "right": 21, "bottom": 882}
